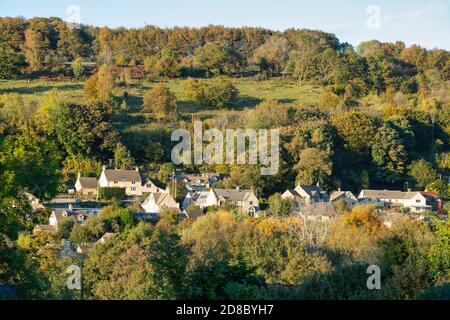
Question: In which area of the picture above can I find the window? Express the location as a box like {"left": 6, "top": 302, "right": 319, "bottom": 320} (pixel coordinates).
{"left": 132, "top": 181, "right": 136, "bottom": 185}
{"left": 416, "top": 199, "right": 421, "bottom": 203}
{"left": 131, "top": 187, "right": 136, "bottom": 191}
{"left": 114, "top": 181, "right": 118, "bottom": 184}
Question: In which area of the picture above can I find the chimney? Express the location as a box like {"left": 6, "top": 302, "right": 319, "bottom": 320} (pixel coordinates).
{"left": 236, "top": 186, "right": 240, "bottom": 191}
{"left": 68, "top": 204, "right": 74, "bottom": 212}
{"left": 338, "top": 187, "right": 341, "bottom": 192}
{"left": 77, "top": 172, "right": 81, "bottom": 180}
{"left": 135, "top": 167, "right": 139, "bottom": 172}
{"left": 102, "top": 165, "right": 106, "bottom": 172}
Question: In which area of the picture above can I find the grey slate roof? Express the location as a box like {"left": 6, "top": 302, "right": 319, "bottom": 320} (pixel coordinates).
{"left": 212, "top": 188, "right": 254, "bottom": 202}
{"left": 52, "top": 209, "right": 72, "bottom": 223}
{"left": 104, "top": 169, "right": 142, "bottom": 183}
{"left": 299, "top": 185, "right": 326, "bottom": 198}
{"left": 330, "top": 191, "right": 357, "bottom": 201}
{"left": 299, "top": 202, "right": 337, "bottom": 217}
{"left": 78, "top": 177, "right": 98, "bottom": 189}
{"left": 286, "top": 189, "right": 300, "bottom": 197}
{"left": 184, "top": 207, "right": 204, "bottom": 220}
{"left": 361, "top": 190, "right": 419, "bottom": 200}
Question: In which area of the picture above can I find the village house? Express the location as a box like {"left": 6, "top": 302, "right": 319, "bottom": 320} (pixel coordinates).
{"left": 297, "top": 202, "right": 337, "bottom": 222}
{"left": 75, "top": 173, "right": 98, "bottom": 197}
{"left": 33, "top": 224, "right": 56, "bottom": 235}
{"left": 182, "top": 191, "right": 196, "bottom": 209}
{"left": 141, "top": 192, "right": 180, "bottom": 214}
{"left": 330, "top": 189, "right": 358, "bottom": 205}
{"left": 358, "top": 190, "right": 441, "bottom": 213}
{"left": 98, "top": 166, "right": 143, "bottom": 196}
{"left": 181, "top": 173, "right": 211, "bottom": 192}
{"left": 48, "top": 207, "right": 91, "bottom": 229}
{"left": 182, "top": 191, "right": 210, "bottom": 209}
{"left": 382, "top": 212, "right": 414, "bottom": 229}
{"left": 96, "top": 232, "right": 116, "bottom": 245}
{"left": 76, "top": 243, "right": 95, "bottom": 255}
{"left": 204, "top": 188, "right": 260, "bottom": 216}
{"left": 141, "top": 179, "right": 166, "bottom": 194}
{"left": 179, "top": 173, "right": 227, "bottom": 192}
{"left": 25, "top": 192, "right": 46, "bottom": 213}
{"left": 282, "top": 185, "right": 330, "bottom": 206}
{"left": 49, "top": 209, "right": 73, "bottom": 229}
{"left": 182, "top": 206, "right": 205, "bottom": 220}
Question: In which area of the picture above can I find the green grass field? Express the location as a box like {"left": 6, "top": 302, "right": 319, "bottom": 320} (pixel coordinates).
{"left": 0, "top": 77, "right": 323, "bottom": 110}
{"left": 0, "top": 77, "right": 325, "bottom": 132}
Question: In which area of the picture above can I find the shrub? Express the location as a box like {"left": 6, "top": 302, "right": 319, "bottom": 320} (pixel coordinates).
{"left": 184, "top": 77, "right": 238, "bottom": 109}
{"left": 142, "top": 83, "right": 178, "bottom": 120}
{"left": 99, "top": 187, "right": 126, "bottom": 201}
{"left": 58, "top": 217, "right": 76, "bottom": 239}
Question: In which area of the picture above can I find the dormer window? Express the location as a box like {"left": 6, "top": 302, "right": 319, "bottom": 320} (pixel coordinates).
{"left": 114, "top": 181, "right": 118, "bottom": 184}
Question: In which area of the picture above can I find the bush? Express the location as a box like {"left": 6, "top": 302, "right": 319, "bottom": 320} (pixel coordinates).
{"left": 58, "top": 217, "right": 76, "bottom": 239}
{"left": 297, "top": 263, "right": 379, "bottom": 300}
{"left": 142, "top": 83, "right": 178, "bottom": 120}
{"left": 184, "top": 77, "right": 238, "bottom": 109}
{"left": 99, "top": 187, "right": 126, "bottom": 201}
{"left": 417, "top": 283, "right": 450, "bottom": 300}
{"left": 443, "top": 202, "right": 450, "bottom": 213}
{"left": 71, "top": 57, "right": 84, "bottom": 78}
{"left": 267, "top": 193, "right": 292, "bottom": 217}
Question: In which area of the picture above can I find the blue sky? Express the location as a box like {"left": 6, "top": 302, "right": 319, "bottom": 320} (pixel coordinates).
{"left": 1, "top": 0, "right": 449, "bottom": 49}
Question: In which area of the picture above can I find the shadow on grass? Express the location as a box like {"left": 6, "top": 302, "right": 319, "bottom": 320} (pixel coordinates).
{"left": 177, "top": 100, "right": 206, "bottom": 114}
{"left": 233, "top": 95, "right": 262, "bottom": 110}
{"left": 232, "top": 96, "right": 296, "bottom": 110}
{"left": 113, "top": 113, "right": 146, "bottom": 131}
{"left": 124, "top": 94, "right": 144, "bottom": 113}
{"left": 1, "top": 84, "right": 84, "bottom": 95}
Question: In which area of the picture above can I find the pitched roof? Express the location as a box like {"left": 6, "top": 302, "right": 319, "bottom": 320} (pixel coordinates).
{"left": 285, "top": 189, "right": 300, "bottom": 197}
{"left": 212, "top": 188, "right": 255, "bottom": 202}
{"left": 96, "top": 232, "right": 116, "bottom": 244}
{"left": 25, "top": 192, "right": 46, "bottom": 212}
{"left": 52, "top": 209, "right": 73, "bottom": 223}
{"left": 360, "top": 190, "right": 421, "bottom": 200}
{"left": 382, "top": 212, "right": 412, "bottom": 224}
{"left": 183, "top": 174, "right": 209, "bottom": 184}
{"left": 33, "top": 225, "right": 56, "bottom": 233}
{"left": 297, "top": 185, "right": 326, "bottom": 198}
{"left": 330, "top": 191, "right": 357, "bottom": 201}
{"left": 76, "top": 243, "right": 95, "bottom": 255}
{"left": 184, "top": 207, "right": 204, "bottom": 220}
{"left": 421, "top": 191, "right": 438, "bottom": 198}
{"left": 143, "top": 192, "right": 179, "bottom": 209}
{"left": 194, "top": 191, "right": 209, "bottom": 205}
{"left": 299, "top": 202, "right": 337, "bottom": 217}
{"left": 103, "top": 169, "right": 142, "bottom": 182}
{"left": 78, "top": 177, "right": 98, "bottom": 189}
